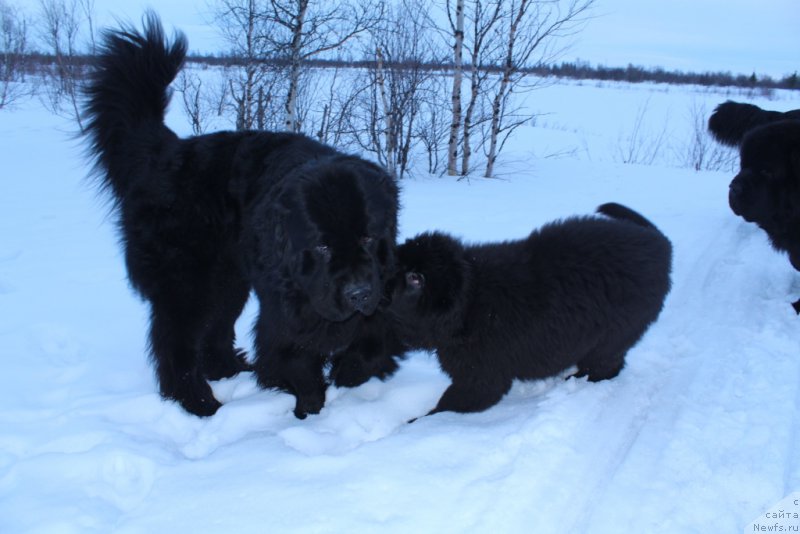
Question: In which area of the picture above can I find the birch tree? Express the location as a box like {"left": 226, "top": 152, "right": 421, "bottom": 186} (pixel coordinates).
{"left": 38, "top": 0, "right": 92, "bottom": 129}
{"left": 460, "top": 0, "right": 502, "bottom": 176}
{"left": 445, "top": 0, "right": 463, "bottom": 176}
{"left": 484, "top": 0, "right": 594, "bottom": 177}
{"left": 210, "top": 0, "right": 283, "bottom": 130}
{"left": 349, "top": 0, "right": 440, "bottom": 179}
{"left": 444, "top": 0, "right": 505, "bottom": 177}
{"left": 259, "top": 0, "right": 381, "bottom": 133}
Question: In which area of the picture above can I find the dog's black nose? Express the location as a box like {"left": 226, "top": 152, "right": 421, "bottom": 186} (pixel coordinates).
{"left": 343, "top": 282, "right": 373, "bottom": 311}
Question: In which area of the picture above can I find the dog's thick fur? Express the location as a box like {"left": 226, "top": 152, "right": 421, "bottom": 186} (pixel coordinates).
{"left": 708, "top": 101, "right": 800, "bottom": 313}
{"left": 708, "top": 100, "right": 800, "bottom": 147}
{"left": 388, "top": 203, "right": 672, "bottom": 415}
{"left": 83, "top": 14, "right": 401, "bottom": 418}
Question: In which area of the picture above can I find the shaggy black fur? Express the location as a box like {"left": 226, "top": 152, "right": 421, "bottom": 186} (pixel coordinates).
{"left": 708, "top": 101, "right": 800, "bottom": 313}
{"left": 708, "top": 100, "right": 800, "bottom": 147}
{"left": 83, "top": 13, "right": 401, "bottom": 418}
{"left": 388, "top": 203, "right": 672, "bottom": 416}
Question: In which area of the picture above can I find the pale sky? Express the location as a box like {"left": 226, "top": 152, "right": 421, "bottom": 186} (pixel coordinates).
{"left": 17, "top": 0, "right": 800, "bottom": 78}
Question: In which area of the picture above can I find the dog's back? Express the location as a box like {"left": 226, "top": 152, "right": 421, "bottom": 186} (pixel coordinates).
{"left": 83, "top": 11, "right": 187, "bottom": 200}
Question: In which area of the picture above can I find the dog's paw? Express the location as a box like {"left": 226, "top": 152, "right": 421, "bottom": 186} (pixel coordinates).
{"left": 292, "top": 392, "right": 325, "bottom": 419}
{"left": 168, "top": 380, "right": 222, "bottom": 417}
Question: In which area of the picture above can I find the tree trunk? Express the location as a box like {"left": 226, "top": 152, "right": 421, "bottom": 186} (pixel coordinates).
{"left": 374, "top": 46, "right": 396, "bottom": 176}
{"left": 461, "top": 61, "right": 479, "bottom": 176}
{"left": 485, "top": 0, "right": 526, "bottom": 178}
{"left": 284, "top": 0, "right": 308, "bottom": 133}
{"left": 446, "top": 0, "right": 464, "bottom": 176}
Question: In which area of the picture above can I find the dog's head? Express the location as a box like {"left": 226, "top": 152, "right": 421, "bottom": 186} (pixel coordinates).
{"left": 278, "top": 157, "right": 398, "bottom": 322}
{"left": 388, "top": 232, "right": 470, "bottom": 347}
{"left": 730, "top": 121, "right": 800, "bottom": 232}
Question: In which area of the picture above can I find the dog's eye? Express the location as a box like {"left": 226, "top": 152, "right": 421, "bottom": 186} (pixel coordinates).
{"left": 315, "top": 245, "right": 331, "bottom": 260}
{"left": 406, "top": 271, "right": 425, "bottom": 290}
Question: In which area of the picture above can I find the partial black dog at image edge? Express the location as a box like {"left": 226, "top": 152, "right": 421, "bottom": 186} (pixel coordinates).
{"left": 707, "top": 100, "right": 800, "bottom": 147}
{"left": 389, "top": 203, "right": 672, "bottom": 416}
{"left": 83, "top": 13, "right": 401, "bottom": 418}
{"left": 708, "top": 101, "right": 800, "bottom": 313}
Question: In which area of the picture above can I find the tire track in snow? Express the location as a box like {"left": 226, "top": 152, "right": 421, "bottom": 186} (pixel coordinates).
{"left": 579, "top": 215, "right": 800, "bottom": 530}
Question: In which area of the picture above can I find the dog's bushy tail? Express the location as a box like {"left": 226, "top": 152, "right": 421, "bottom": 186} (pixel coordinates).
{"left": 83, "top": 11, "right": 187, "bottom": 198}
{"left": 707, "top": 100, "right": 799, "bottom": 147}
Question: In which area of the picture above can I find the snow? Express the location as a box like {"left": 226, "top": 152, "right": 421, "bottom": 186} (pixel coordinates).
{"left": 1, "top": 80, "right": 799, "bottom": 533}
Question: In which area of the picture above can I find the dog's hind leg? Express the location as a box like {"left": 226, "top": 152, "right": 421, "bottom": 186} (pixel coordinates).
{"left": 572, "top": 334, "right": 639, "bottom": 382}
{"left": 149, "top": 299, "right": 223, "bottom": 417}
{"left": 572, "top": 355, "right": 625, "bottom": 382}
{"left": 428, "top": 376, "right": 512, "bottom": 415}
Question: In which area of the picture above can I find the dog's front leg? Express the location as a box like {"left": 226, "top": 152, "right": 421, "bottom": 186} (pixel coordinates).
{"left": 280, "top": 350, "right": 327, "bottom": 419}
{"left": 253, "top": 335, "right": 327, "bottom": 419}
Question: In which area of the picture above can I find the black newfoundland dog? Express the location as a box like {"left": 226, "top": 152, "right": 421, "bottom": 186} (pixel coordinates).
{"left": 83, "top": 14, "right": 401, "bottom": 419}
{"left": 707, "top": 100, "right": 800, "bottom": 147}
{"left": 387, "top": 203, "right": 672, "bottom": 416}
{"left": 708, "top": 101, "right": 800, "bottom": 313}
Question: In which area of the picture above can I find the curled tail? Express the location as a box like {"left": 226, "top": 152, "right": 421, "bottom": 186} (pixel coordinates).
{"left": 597, "top": 202, "right": 659, "bottom": 230}
{"left": 598, "top": 202, "right": 673, "bottom": 292}
{"left": 707, "top": 100, "right": 800, "bottom": 147}
{"left": 83, "top": 12, "right": 187, "bottom": 198}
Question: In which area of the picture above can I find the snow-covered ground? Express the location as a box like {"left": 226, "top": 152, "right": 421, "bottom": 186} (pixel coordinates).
{"left": 0, "top": 80, "right": 799, "bottom": 533}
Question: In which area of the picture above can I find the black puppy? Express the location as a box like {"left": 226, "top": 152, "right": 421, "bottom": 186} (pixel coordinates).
{"left": 709, "top": 101, "right": 800, "bottom": 313}
{"left": 388, "top": 203, "right": 672, "bottom": 415}
{"left": 83, "top": 14, "right": 401, "bottom": 418}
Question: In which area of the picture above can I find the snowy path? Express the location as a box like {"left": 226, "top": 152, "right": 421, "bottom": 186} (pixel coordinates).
{"left": 1, "top": 91, "right": 799, "bottom": 533}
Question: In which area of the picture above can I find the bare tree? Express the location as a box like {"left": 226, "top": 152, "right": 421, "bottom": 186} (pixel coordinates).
{"left": 350, "top": 0, "right": 441, "bottom": 179}
{"left": 442, "top": 0, "right": 508, "bottom": 177}
{"left": 484, "top": 0, "right": 595, "bottom": 177}
{"left": 460, "top": 0, "right": 503, "bottom": 177}
{"left": 305, "top": 67, "right": 360, "bottom": 148}
{"left": 209, "top": 0, "right": 284, "bottom": 130}
{"left": 0, "top": 0, "right": 30, "bottom": 109}
{"left": 446, "top": 0, "right": 464, "bottom": 175}
{"left": 38, "top": 0, "right": 93, "bottom": 129}
{"left": 176, "top": 69, "right": 208, "bottom": 135}
{"left": 614, "top": 99, "right": 669, "bottom": 166}
{"left": 682, "top": 99, "right": 737, "bottom": 172}
{"left": 78, "top": 0, "right": 95, "bottom": 53}
{"left": 415, "top": 74, "right": 451, "bottom": 174}
{"left": 257, "top": 0, "right": 382, "bottom": 133}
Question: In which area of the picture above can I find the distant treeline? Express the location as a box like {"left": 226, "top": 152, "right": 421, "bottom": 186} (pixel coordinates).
{"left": 11, "top": 53, "right": 798, "bottom": 91}
{"left": 186, "top": 54, "right": 800, "bottom": 91}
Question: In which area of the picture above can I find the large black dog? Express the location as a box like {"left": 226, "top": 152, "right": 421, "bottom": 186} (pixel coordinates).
{"left": 387, "top": 204, "right": 672, "bottom": 415}
{"left": 708, "top": 101, "right": 800, "bottom": 313}
{"left": 83, "top": 14, "right": 401, "bottom": 418}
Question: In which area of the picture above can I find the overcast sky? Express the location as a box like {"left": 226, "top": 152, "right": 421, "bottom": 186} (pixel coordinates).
{"left": 18, "top": 0, "right": 799, "bottom": 78}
